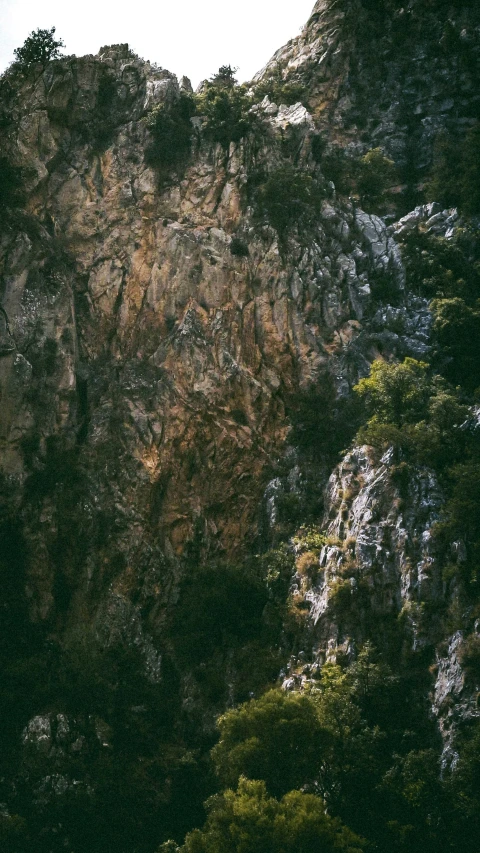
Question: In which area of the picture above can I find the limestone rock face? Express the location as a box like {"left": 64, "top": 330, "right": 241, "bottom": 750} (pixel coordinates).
{"left": 0, "top": 44, "right": 406, "bottom": 639}
{"left": 307, "top": 445, "right": 444, "bottom": 644}
{"left": 284, "top": 428, "right": 479, "bottom": 758}
{"left": 1, "top": 3, "right": 479, "bottom": 790}
{"left": 255, "top": 0, "right": 480, "bottom": 173}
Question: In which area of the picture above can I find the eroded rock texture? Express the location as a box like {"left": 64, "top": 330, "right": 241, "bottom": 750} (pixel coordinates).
{"left": 0, "top": 42, "right": 412, "bottom": 640}
{"left": 1, "top": 3, "right": 479, "bottom": 842}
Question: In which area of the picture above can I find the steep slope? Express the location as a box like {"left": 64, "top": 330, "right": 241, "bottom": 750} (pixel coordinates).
{"left": 256, "top": 0, "right": 480, "bottom": 188}
{"left": 0, "top": 3, "right": 479, "bottom": 852}
{"left": 0, "top": 43, "right": 409, "bottom": 634}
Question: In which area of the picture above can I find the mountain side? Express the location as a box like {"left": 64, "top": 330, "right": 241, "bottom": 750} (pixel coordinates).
{"left": 0, "top": 3, "right": 479, "bottom": 852}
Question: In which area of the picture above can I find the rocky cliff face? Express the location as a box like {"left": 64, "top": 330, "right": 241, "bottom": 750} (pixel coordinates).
{"left": 256, "top": 0, "right": 480, "bottom": 183}
{"left": 1, "top": 3, "right": 479, "bottom": 850}
{"left": 0, "top": 40, "right": 412, "bottom": 636}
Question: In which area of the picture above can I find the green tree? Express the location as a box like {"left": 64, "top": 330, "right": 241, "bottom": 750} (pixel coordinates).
{"left": 181, "top": 777, "right": 365, "bottom": 853}
{"left": 13, "top": 27, "right": 64, "bottom": 69}
{"left": 210, "top": 65, "right": 238, "bottom": 87}
{"left": 353, "top": 358, "right": 468, "bottom": 463}
{"left": 356, "top": 147, "right": 397, "bottom": 211}
{"left": 255, "top": 166, "right": 324, "bottom": 239}
{"left": 211, "top": 689, "right": 331, "bottom": 798}
{"left": 354, "top": 358, "right": 431, "bottom": 427}
{"left": 196, "top": 83, "right": 253, "bottom": 148}
{"left": 430, "top": 297, "right": 480, "bottom": 391}
{"left": 254, "top": 65, "right": 307, "bottom": 107}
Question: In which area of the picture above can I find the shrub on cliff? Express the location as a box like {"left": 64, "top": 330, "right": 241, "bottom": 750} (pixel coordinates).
{"left": 254, "top": 165, "right": 324, "bottom": 240}
{"left": 254, "top": 65, "right": 307, "bottom": 107}
{"left": 356, "top": 147, "right": 397, "bottom": 210}
{"left": 354, "top": 358, "right": 432, "bottom": 428}
{"left": 427, "top": 123, "right": 480, "bottom": 215}
{"left": 13, "top": 27, "right": 64, "bottom": 70}
{"left": 210, "top": 64, "right": 238, "bottom": 88}
{"left": 353, "top": 358, "right": 468, "bottom": 464}
{"left": 401, "top": 227, "right": 480, "bottom": 303}
{"left": 144, "top": 92, "right": 196, "bottom": 172}
{"left": 196, "top": 81, "right": 253, "bottom": 149}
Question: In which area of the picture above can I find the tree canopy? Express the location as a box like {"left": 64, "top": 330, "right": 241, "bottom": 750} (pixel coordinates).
{"left": 13, "top": 28, "right": 64, "bottom": 69}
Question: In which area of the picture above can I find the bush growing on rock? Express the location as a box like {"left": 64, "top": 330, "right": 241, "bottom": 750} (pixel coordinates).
{"left": 196, "top": 79, "right": 253, "bottom": 149}
{"left": 354, "top": 358, "right": 432, "bottom": 428}
{"left": 254, "top": 165, "right": 324, "bottom": 240}
{"left": 254, "top": 66, "right": 308, "bottom": 107}
{"left": 353, "top": 358, "right": 469, "bottom": 465}
{"left": 210, "top": 64, "right": 238, "bottom": 87}
{"left": 356, "top": 147, "right": 397, "bottom": 211}
{"left": 401, "top": 227, "right": 480, "bottom": 303}
{"left": 13, "top": 27, "right": 64, "bottom": 69}
{"left": 144, "top": 92, "right": 196, "bottom": 172}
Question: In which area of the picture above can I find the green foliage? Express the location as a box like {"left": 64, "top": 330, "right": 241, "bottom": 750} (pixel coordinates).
{"left": 457, "top": 634, "right": 480, "bottom": 682}
{"left": 315, "top": 146, "right": 397, "bottom": 210}
{"left": 328, "top": 577, "right": 370, "bottom": 620}
{"left": 401, "top": 227, "right": 480, "bottom": 303}
{"left": 211, "top": 689, "right": 331, "bottom": 797}
{"left": 426, "top": 123, "right": 480, "bottom": 215}
{"left": 13, "top": 27, "right": 64, "bottom": 69}
{"left": 144, "top": 92, "right": 196, "bottom": 172}
{"left": 318, "top": 147, "right": 356, "bottom": 195}
{"left": 210, "top": 65, "right": 238, "bottom": 87}
{"left": 254, "top": 66, "right": 308, "bottom": 107}
{"left": 356, "top": 147, "right": 397, "bottom": 211}
{"left": 292, "top": 526, "right": 326, "bottom": 553}
{"left": 430, "top": 297, "right": 480, "bottom": 392}
{"left": 353, "top": 358, "right": 469, "bottom": 465}
{"left": 257, "top": 544, "right": 295, "bottom": 595}
{"left": 400, "top": 227, "right": 480, "bottom": 392}
{"left": 181, "top": 778, "right": 365, "bottom": 853}
{"left": 380, "top": 748, "right": 445, "bottom": 852}
{"left": 354, "top": 358, "right": 431, "bottom": 428}
{"left": 196, "top": 81, "right": 253, "bottom": 149}
{"left": 204, "top": 644, "right": 439, "bottom": 851}
{"left": 254, "top": 165, "right": 324, "bottom": 239}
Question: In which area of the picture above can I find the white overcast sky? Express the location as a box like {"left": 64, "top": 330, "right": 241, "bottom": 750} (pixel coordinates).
{"left": 0, "top": 0, "right": 315, "bottom": 86}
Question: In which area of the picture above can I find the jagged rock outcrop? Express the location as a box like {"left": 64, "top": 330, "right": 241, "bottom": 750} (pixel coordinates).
{"left": 255, "top": 0, "right": 480, "bottom": 175}
{"left": 1, "top": 6, "right": 479, "bottom": 845}
{"left": 0, "top": 41, "right": 413, "bottom": 637}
